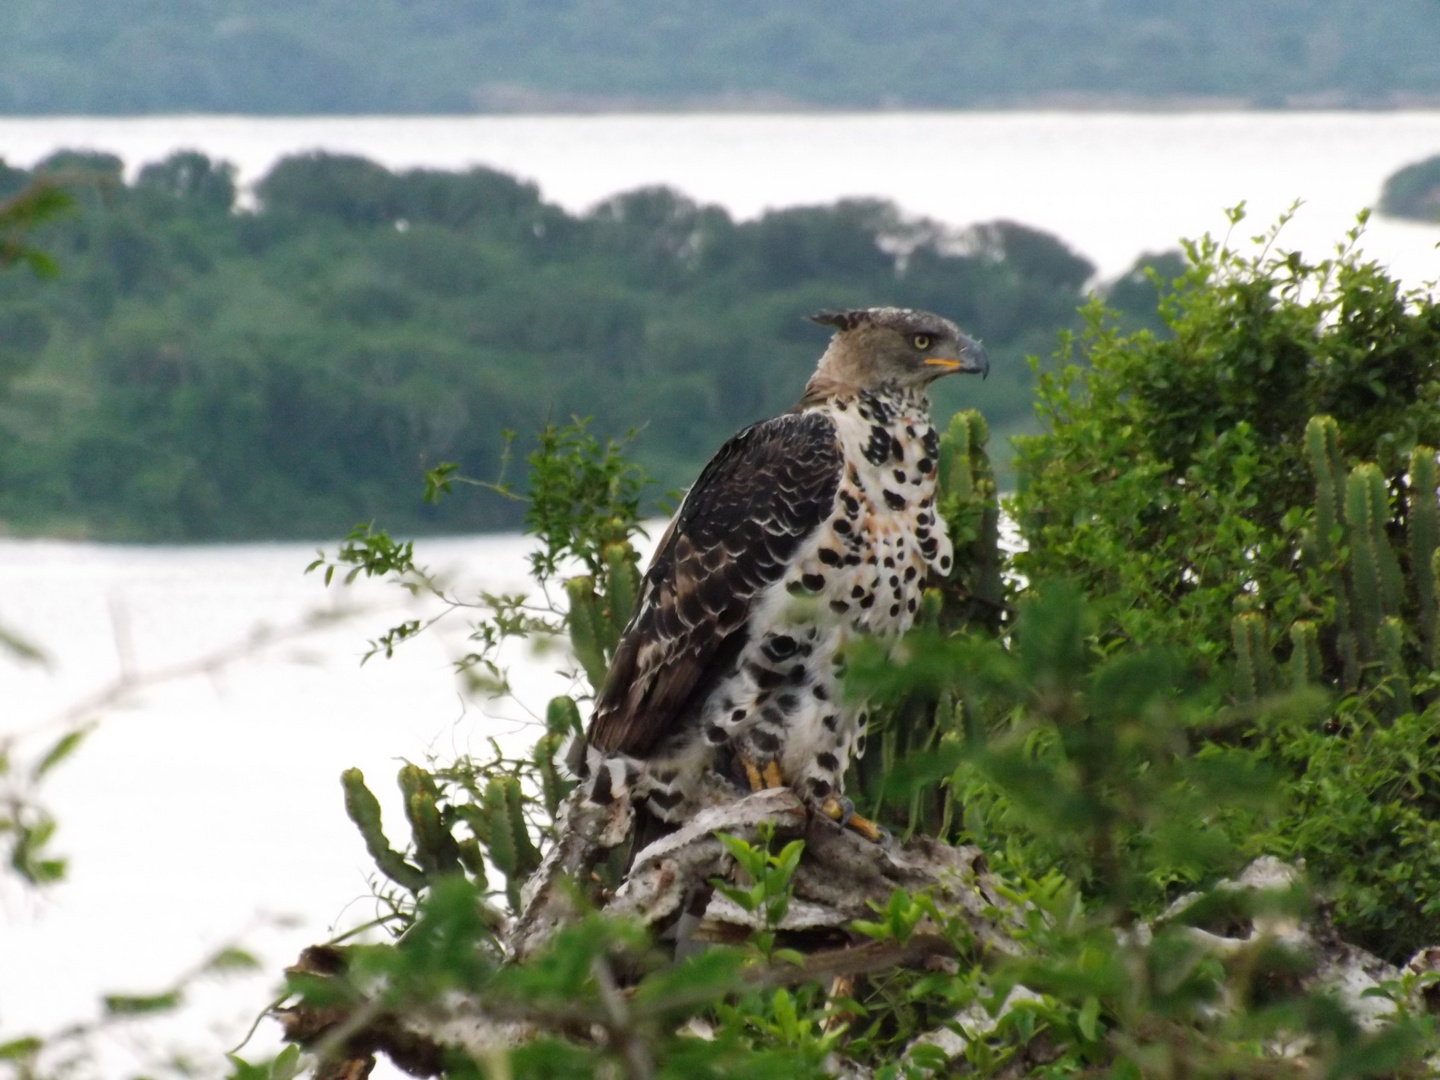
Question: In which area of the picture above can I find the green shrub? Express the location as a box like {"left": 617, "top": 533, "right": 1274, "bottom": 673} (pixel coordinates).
{"left": 1011, "top": 206, "right": 1440, "bottom": 957}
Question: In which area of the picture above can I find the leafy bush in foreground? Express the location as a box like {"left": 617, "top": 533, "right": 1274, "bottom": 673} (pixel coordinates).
{"left": 1012, "top": 207, "right": 1440, "bottom": 958}
{"left": 269, "top": 302, "right": 1440, "bottom": 1077}
{"left": 11, "top": 209, "right": 1440, "bottom": 1080}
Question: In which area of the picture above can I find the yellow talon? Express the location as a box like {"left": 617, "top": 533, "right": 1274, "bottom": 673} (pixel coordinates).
{"left": 741, "top": 758, "right": 787, "bottom": 791}
{"left": 820, "top": 796, "right": 886, "bottom": 842}
{"left": 743, "top": 759, "right": 765, "bottom": 792}
{"left": 845, "top": 814, "right": 885, "bottom": 843}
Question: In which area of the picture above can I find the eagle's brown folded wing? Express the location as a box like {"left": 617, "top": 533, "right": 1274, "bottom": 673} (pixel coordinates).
{"left": 586, "top": 410, "right": 842, "bottom": 756}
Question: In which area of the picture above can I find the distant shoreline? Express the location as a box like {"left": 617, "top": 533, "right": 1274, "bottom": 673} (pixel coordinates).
{"left": 3, "top": 112, "right": 1435, "bottom": 283}
{"left": 8, "top": 2, "right": 1437, "bottom": 118}
{"left": 1, "top": 115, "right": 1435, "bottom": 543}
{"left": 6, "top": 99, "right": 1440, "bottom": 119}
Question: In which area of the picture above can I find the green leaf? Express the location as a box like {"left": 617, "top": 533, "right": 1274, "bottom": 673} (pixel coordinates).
{"left": 772, "top": 988, "right": 799, "bottom": 1041}
{"left": 714, "top": 832, "right": 764, "bottom": 876}
{"left": 712, "top": 882, "right": 759, "bottom": 914}
{"left": 0, "top": 623, "right": 45, "bottom": 665}
{"left": 103, "top": 990, "right": 182, "bottom": 1015}
{"left": 773, "top": 840, "right": 805, "bottom": 877}
{"left": 423, "top": 462, "right": 460, "bottom": 504}
{"left": 0, "top": 1037, "right": 41, "bottom": 1061}
{"left": 203, "top": 947, "right": 261, "bottom": 973}
{"left": 1077, "top": 994, "right": 1101, "bottom": 1041}
{"left": 270, "top": 1043, "right": 304, "bottom": 1080}
{"left": 33, "top": 725, "right": 94, "bottom": 779}
{"left": 226, "top": 1054, "right": 270, "bottom": 1080}
{"left": 908, "top": 1042, "right": 952, "bottom": 1071}
{"left": 850, "top": 919, "right": 890, "bottom": 942}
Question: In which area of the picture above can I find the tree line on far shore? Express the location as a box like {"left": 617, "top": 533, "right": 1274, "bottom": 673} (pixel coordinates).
{"left": 1382, "top": 153, "right": 1440, "bottom": 223}
{"left": 4, "top": 0, "right": 1440, "bottom": 114}
{"left": 0, "top": 150, "right": 1167, "bottom": 541}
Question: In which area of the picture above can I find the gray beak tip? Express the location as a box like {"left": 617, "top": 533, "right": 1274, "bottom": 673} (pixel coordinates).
{"left": 963, "top": 336, "right": 990, "bottom": 379}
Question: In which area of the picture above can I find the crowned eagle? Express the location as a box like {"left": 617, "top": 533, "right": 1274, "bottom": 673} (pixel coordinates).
{"left": 574, "top": 308, "right": 989, "bottom": 843}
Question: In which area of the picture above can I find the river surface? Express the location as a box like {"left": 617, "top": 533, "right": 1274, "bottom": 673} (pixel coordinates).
{"left": 2, "top": 110, "right": 1440, "bottom": 1074}
{"left": 0, "top": 531, "right": 607, "bottom": 1074}
{"left": 1, "top": 111, "right": 1439, "bottom": 282}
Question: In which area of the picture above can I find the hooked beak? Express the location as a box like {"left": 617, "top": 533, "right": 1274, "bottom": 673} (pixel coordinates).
{"left": 923, "top": 334, "right": 990, "bottom": 379}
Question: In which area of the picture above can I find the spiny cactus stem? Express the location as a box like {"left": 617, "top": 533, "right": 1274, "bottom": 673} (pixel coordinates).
{"left": 1379, "top": 616, "right": 1413, "bottom": 716}
{"left": 341, "top": 768, "right": 428, "bottom": 893}
{"left": 1304, "top": 416, "right": 1344, "bottom": 565}
{"left": 1345, "top": 465, "right": 1388, "bottom": 660}
{"left": 1289, "top": 620, "right": 1321, "bottom": 689}
{"left": 1410, "top": 447, "right": 1440, "bottom": 660}
{"left": 1232, "top": 613, "right": 1271, "bottom": 702}
{"left": 565, "top": 575, "right": 612, "bottom": 691}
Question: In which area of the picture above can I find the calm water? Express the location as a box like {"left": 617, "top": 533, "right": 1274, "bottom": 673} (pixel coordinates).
{"left": 0, "top": 532, "right": 585, "bottom": 1073}
{"left": 1, "top": 111, "right": 1439, "bottom": 282}
{"left": 2, "top": 111, "right": 1440, "bottom": 1072}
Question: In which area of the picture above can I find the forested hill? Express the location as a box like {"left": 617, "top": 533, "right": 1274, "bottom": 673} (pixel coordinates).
{"left": 3, "top": 1, "right": 1440, "bottom": 114}
{"left": 0, "top": 151, "right": 1134, "bottom": 541}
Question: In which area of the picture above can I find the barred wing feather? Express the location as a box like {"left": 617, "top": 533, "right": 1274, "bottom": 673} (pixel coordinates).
{"left": 586, "top": 410, "right": 842, "bottom": 756}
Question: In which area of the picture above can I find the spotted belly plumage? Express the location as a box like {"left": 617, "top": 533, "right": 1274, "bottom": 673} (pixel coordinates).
{"left": 583, "top": 385, "right": 953, "bottom": 825}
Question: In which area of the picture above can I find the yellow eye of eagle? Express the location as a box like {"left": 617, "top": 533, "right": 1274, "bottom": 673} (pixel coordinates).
{"left": 911, "top": 334, "right": 932, "bottom": 351}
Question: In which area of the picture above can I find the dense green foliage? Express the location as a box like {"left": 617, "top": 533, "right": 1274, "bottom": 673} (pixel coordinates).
{"left": 0, "top": 174, "right": 74, "bottom": 278}
{"left": 253, "top": 380, "right": 1440, "bottom": 1079}
{"left": 4, "top": 1, "right": 1440, "bottom": 112}
{"left": 1012, "top": 208, "right": 1440, "bottom": 959}
{"left": 11, "top": 168, "right": 1440, "bottom": 1078}
{"left": 0, "top": 149, "right": 1084, "bottom": 540}
{"left": 12, "top": 211, "right": 1440, "bottom": 1074}
{"left": 1381, "top": 154, "right": 1440, "bottom": 223}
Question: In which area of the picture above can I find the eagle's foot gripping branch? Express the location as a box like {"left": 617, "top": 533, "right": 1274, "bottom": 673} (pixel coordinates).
{"left": 820, "top": 795, "right": 889, "bottom": 844}
{"left": 739, "top": 759, "right": 888, "bottom": 843}
{"left": 742, "top": 756, "right": 785, "bottom": 792}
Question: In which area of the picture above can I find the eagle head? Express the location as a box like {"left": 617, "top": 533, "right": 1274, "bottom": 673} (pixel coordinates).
{"left": 807, "top": 307, "right": 989, "bottom": 393}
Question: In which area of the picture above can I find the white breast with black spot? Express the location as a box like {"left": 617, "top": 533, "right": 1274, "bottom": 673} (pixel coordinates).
{"left": 665, "top": 388, "right": 953, "bottom": 810}
{"left": 626, "top": 388, "right": 953, "bottom": 822}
